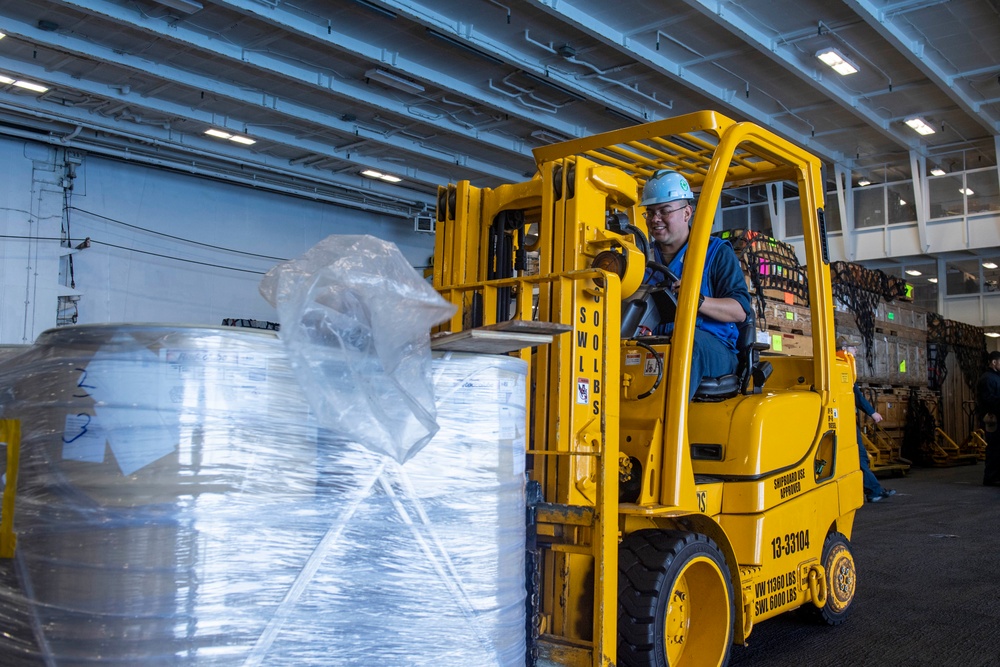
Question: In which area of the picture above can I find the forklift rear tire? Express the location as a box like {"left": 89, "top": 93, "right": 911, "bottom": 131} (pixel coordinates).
{"left": 618, "top": 530, "right": 734, "bottom": 667}
{"left": 809, "top": 531, "right": 856, "bottom": 626}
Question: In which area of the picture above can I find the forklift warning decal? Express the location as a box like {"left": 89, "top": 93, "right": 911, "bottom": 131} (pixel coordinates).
{"left": 643, "top": 353, "right": 662, "bottom": 376}
{"left": 577, "top": 378, "right": 589, "bottom": 404}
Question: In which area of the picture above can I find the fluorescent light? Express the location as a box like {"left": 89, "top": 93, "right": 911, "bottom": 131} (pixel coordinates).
{"left": 205, "top": 128, "right": 256, "bottom": 145}
{"left": 361, "top": 169, "right": 403, "bottom": 183}
{"left": 927, "top": 278, "right": 938, "bottom": 284}
{"left": 904, "top": 269, "right": 922, "bottom": 276}
{"left": 904, "top": 117, "right": 936, "bottom": 135}
{"left": 960, "top": 187, "right": 974, "bottom": 196}
{"left": 983, "top": 262, "right": 998, "bottom": 270}
{"left": 0, "top": 32, "right": 5, "bottom": 40}
{"left": 899, "top": 199, "right": 907, "bottom": 206}
{"left": 2, "top": 76, "right": 50, "bottom": 92}
{"left": 858, "top": 180, "right": 871, "bottom": 187}
{"left": 816, "top": 48, "right": 859, "bottom": 76}
{"left": 930, "top": 168, "right": 946, "bottom": 176}
{"left": 365, "top": 68, "right": 425, "bottom": 94}
{"left": 986, "top": 332, "right": 1000, "bottom": 338}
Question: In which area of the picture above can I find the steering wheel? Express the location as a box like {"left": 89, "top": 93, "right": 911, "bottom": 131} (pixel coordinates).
{"left": 646, "top": 260, "right": 680, "bottom": 287}
{"left": 637, "top": 260, "right": 680, "bottom": 330}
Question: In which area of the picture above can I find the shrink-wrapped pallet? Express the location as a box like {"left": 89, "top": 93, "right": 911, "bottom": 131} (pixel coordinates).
{"left": 0, "top": 324, "right": 526, "bottom": 666}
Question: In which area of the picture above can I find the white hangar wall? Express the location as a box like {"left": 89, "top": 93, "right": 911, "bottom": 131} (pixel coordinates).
{"left": 0, "top": 136, "right": 435, "bottom": 345}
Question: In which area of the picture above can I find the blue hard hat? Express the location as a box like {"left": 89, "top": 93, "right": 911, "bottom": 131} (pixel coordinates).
{"left": 640, "top": 170, "right": 694, "bottom": 207}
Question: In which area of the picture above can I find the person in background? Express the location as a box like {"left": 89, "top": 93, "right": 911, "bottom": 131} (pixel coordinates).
{"left": 640, "top": 169, "right": 752, "bottom": 400}
{"left": 837, "top": 336, "right": 896, "bottom": 503}
{"left": 975, "top": 350, "right": 1000, "bottom": 487}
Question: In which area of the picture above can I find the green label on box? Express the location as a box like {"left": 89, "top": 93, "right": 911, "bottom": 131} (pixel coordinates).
{"left": 888, "top": 312, "right": 895, "bottom": 320}
{"left": 905, "top": 283, "right": 914, "bottom": 298}
{"left": 771, "top": 334, "right": 783, "bottom": 351}
{"left": 786, "top": 312, "right": 794, "bottom": 320}
{"left": 899, "top": 360, "right": 907, "bottom": 373}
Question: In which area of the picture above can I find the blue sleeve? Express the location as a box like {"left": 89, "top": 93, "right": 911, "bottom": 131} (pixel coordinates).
{"left": 709, "top": 242, "right": 752, "bottom": 319}
{"left": 854, "top": 384, "right": 876, "bottom": 416}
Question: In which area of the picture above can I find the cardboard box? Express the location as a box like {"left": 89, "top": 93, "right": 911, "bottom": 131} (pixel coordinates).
{"left": 765, "top": 300, "right": 812, "bottom": 334}
{"left": 766, "top": 331, "right": 812, "bottom": 356}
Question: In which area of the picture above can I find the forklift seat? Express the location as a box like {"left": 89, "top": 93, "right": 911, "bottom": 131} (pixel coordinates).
{"left": 693, "top": 313, "right": 772, "bottom": 401}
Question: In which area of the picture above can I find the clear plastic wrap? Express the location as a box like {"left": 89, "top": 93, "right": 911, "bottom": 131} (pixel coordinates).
{"left": 0, "top": 325, "right": 526, "bottom": 666}
{"left": 259, "top": 234, "right": 457, "bottom": 463}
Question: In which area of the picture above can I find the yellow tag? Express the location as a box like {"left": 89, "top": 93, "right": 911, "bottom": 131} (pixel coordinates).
{"left": 785, "top": 312, "right": 794, "bottom": 320}
{"left": 771, "top": 334, "right": 783, "bottom": 351}
{"left": 899, "top": 360, "right": 906, "bottom": 373}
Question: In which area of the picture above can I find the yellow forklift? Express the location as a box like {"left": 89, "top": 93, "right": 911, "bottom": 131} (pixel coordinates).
{"left": 432, "top": 111, "right": 863, "bottom": 667}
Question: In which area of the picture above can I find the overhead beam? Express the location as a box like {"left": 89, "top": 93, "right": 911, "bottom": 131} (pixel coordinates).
{"left": 45, "top": 0, "right": 534, "bottom": 180}
{"left": 0, "top": 103, "right": 430, "bottom": 217}
{"left": 843, "top": 0, "right": 1000, "bottom": 135}
{"left": 0, "top": 40, "right": 460, "bottom": 194}
{"left": 208, "top": 0, "right": 594, "bottom": 139}
{"left": 357, "top": 0, "right": 673, "bottom": 120}
{"left": 675, "top": 0, "right": 922, "bottom": 153}
{"left": 525, "top": 0, "right": 854, "bottom": 166}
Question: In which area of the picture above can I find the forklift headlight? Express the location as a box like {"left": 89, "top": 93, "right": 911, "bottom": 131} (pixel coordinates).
{"left": 592, "top": 248, "right": 644, "bottom": 297}
{"left": 592, "top": 250, "right": 627, "bottom": 285}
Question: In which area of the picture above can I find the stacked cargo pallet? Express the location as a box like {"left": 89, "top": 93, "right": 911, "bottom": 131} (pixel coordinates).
{"left": 720, "top": 230, "right": 987, "bottom": 466}
{"left": 828, "top": 263, "right": 937, "bottom": 471}
{"left": 719, "top": 229, "right": 981, "bottom": 473}
{"left": 719, "top": 230, "right": 813, "bottom": 356}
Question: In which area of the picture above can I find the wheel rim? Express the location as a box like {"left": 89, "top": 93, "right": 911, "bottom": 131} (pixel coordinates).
{"left": 827, "top": 543, "right": 856, "bottom": 614}
{"left": 663, "top": 555, "right": 731, "bottom": 667}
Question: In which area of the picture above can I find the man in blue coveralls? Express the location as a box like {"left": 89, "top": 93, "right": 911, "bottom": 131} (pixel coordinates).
{"left": 640, "top": 169, "right": 752, "bottom": 400}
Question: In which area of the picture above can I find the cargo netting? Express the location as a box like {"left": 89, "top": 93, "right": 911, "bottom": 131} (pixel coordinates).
{"left": 926, "top": 312, "right": 987, "bottom": 391}
{"left": 717, "top": 230, "right": 808, "bottom": 329}
{"left": 830, "top": 262, "right": 909, "bottom": 373}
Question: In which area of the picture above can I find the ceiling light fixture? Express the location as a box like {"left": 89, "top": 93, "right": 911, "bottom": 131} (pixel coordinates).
{"left": 904, "top": 269, "right": 922, "bottom": 276}
{"left": 959, "top": 187, "right": 974, "bottom": 195}
{"left": 361, "top": 169, "right": 403, "bottom": 183}
{"left": 986, "top": 332, "right": 1000, "bottom": 338}
{"left": 364, "top": 68, "right": 425, "bottom": 94}
{"left": 12, "top": 80, "right": 49, "bottom": 93}
{"left": 983, "top": 262, "right": 998, "bottom": 270}
{"left": 930, "top": 168, "right": 946, "bottom": 176}
{"left": 816, "top": 48, "right": 859, "bottom": 75}
{"left": 204, "top": 128, "right": 256, "bottom": 145}
{"left": 899, "top": 199, "right": 907, "bottom": 206}
{"left": 927, "top": 278, "right": 938, "bottom": 284}
{"left": 904, "top": 117, "right": 936, "bottom": 136}
{"left": 0, "top": 31, "right": 5, "bottom": 40}
{"left": 151, "top": 0, "right": 204, "bottom": 14}
{"left": 0, "top": 74, "right": 49, "bottom": 93}
{"left": 858, "top": 179, "right": 871, "bottom": 187}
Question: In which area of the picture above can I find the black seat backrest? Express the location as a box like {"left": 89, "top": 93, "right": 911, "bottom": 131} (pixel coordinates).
{"left": 693, "top": 312, "right": 771, "bottom": 401}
